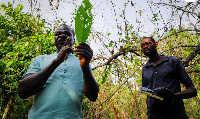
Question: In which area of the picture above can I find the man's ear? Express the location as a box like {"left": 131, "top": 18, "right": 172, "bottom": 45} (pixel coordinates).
{"left": 154, "top": 42, "right": 158, "bottom": 47}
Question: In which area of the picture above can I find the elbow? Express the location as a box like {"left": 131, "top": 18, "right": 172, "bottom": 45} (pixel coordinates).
{"left": 87, "top": 93, "right": 98, "bottom": 102}
{"left": 18, "top": 94, "right": 27, "bottom": 100}
{"left": 18, "top": 88, "right": 27, "bottom": 99}
{"left": 18, "top": 84, "right": 29, "bottom": 99}
{"left": 192, "top": 88, "right": 197, "bottom": 97}
{"left": 187, "top": 86, "right": 198, "bottom": 98}
{"left": 18, "top": 90, "right": 27, "bottom": 99}
{"left": 90, "top": 92, "right": 99, "bottom": 102}
{"left": 85, "top": 87, "right": 99, "bottom": 102}
{"left": 190, "top": 86, "right": 197, "bottom": 97}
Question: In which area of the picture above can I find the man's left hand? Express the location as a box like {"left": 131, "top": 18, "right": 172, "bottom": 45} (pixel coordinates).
{"left": 75, "top": 42, "right": 93, "bottom": 68}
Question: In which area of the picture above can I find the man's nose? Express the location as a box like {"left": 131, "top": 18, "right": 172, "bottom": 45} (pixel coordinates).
{"left": 144, "top": 44, "right": 149, "bottom": 48}
{"left": 60, "top": 34, "right": 66, "bottom": 36}
{"left": 142, "top": 44, "right": 149, "bottom": 49}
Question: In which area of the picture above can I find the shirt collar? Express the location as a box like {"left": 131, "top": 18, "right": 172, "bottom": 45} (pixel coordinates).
{"left": 144, "top": 55, "right": 169, "bottom": 67}
{"left": 54, "top": 52, "right": 74, "bottom": 57}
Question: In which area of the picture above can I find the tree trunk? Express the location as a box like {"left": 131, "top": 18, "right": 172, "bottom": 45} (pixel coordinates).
{"left": 2, "top": 98, "right": 12, "bottom": 119}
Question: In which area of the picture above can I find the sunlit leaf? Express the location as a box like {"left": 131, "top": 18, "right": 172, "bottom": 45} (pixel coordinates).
{"left": 75, "top": 0, "right": 93, "bottom": 43}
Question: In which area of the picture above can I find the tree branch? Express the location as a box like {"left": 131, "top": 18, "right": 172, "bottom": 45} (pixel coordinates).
{"left": 154, "top": 2, "right": 199, "bottom": 18}
{"left": 182, "top": 45, "right": 200, "bottom": 67}
{"left": 92, "top": 46, "right": 140, "bottom": 70}
{"left": 187, "top": 70, "right": 200, "bottom": 74}
{"left": 158, "top": 29, "right": 200, "bottom": 42}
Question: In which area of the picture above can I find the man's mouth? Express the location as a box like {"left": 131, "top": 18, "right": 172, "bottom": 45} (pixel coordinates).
{"left": 144, "top": 49, "right": 150, "bottom": 54}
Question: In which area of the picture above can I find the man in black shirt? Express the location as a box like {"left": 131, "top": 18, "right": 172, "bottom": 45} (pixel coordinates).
{"left": 141, "top": 37, "right": 197, "bottom": 119}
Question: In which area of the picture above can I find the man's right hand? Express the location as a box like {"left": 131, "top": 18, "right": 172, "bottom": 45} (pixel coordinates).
{"left": 56, "top": 37, "right": 74, "bottom": 63}
{"left": 155, "top": 88, "right": 175, "bottom": 100}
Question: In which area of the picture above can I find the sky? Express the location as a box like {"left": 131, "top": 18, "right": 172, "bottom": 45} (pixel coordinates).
{"left": 0, "top": 0, "right": 198, "bottom": 86}
{"left": 0, "top": 0, "right": 198, "bottom": 54}
{"left": 1, "top": 0, "right": 197, "bottom": 35}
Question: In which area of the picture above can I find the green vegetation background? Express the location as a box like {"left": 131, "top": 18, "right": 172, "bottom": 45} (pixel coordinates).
{"left": 0, "top": 2, "right": 199, "bottom": 119}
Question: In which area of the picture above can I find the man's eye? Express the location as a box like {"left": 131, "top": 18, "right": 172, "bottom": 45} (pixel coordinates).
{"left": 66, "top": 33, "right": 72, "bottom": 36}
{"left": 55, "top": 32, "right": 59, "bottom": 36}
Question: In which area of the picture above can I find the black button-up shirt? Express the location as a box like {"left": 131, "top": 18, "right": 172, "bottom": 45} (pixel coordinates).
{"left": 142, "top": 56, "right": 192, "bottom": 119}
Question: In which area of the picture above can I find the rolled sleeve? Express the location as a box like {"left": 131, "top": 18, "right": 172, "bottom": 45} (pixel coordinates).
{"left": 176, "top": 60, "right": 192, "bottom": 86}
{"left": 26, "top": 56, "right": 41, "bottom": 75}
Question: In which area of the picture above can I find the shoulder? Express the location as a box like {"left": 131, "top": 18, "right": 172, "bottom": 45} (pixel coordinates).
{"left": 162, "top": 55, "right": 176, "bottom": 60}
{"left": 31, "top": 53, "right": 56, "bottom": 62}
{"left": 162, "top": 56, "right": 184, "bottom": 69}
{"left": 38, "top": 53, "right": 57, "bottom": 59}
{"left": 168, "top": 56, "right": 178, "bottom": 61}
{"left": 162, "top": 55, "right": 179, "bottom": 63}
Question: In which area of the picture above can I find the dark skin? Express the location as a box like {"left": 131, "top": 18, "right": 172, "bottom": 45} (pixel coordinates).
{"left": 18, "top": 24, "right": 99, "bottom": 102}
{"left": 141, "top": 38, "right": 197, "bottom": 101}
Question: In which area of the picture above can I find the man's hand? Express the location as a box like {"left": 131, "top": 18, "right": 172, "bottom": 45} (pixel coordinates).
{"left": 74, "top": 42, "right": 98, "bottom": 101}
{"left": 156, "top": 88, "right": 175, "bottom": 101}
{"left": 74, "top": 42, "right": 93, "bottom": 68}
{"left": 56, "top": 37, "right": 74, "bottom": 63}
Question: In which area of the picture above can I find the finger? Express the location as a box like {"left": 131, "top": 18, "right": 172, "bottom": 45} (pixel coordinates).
{"left": 63, "top": 46, "right": 73, "bottom": 53}
{"left": 75, "top": 48, "right": 92, "bottom": 56}
{"left": 75, "top": 45, "right": 93, "bottom": 55}
{"left": 78, "top": 42, "right": 91, "bottom": 49}
{"left": 75, "top": 50, "right": 92, "bottom": 59}
{"left": 63, "top": 37, "right": 70, "bottom": 46}
{"left": 77, "top": 42, "right": 91, "bottom": 47}
{"left": 75, "top": 50, "right": 92, "bottom": 61}
{"left": 67, "top": 47, "right": 74, "bottom": 54}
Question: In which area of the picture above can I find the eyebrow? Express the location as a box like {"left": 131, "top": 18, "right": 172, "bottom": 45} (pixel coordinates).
{"left": 55, "top": 30, "right": 72, "bottom": 35}
{"left": 141, "top": 41, "right": 152, "bottom": 44}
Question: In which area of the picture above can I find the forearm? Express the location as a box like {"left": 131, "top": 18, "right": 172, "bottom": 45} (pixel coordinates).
{"left": 82, "top": 65, "right": 99, "bottom": 102}
{"left": 174, "top": 86, "right": 197, "bottom": 99}
{"left": 18, "top": 59, "right": 61, "bottom": 99}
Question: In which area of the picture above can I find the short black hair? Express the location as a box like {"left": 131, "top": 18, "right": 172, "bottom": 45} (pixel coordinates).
{"left": 56, "top": 24, "right": 75, "bottom": 37}
{"left": 142, "top": 37, "right": 155, "bottom": 43}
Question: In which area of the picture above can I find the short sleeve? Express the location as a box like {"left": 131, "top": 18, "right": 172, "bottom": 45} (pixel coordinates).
{"left": 26, "top": 56, "right": 41, "bottom": 75}
{"left": 142, "top": 68, "right": 145, "bottom": 87}
{"left": 176, "top": 59, "right": 192, "bottom": 86}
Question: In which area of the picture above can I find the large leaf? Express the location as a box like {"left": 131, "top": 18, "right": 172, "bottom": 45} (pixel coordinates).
{"left": 75, "top": 0, "right": 93, "bottom": 43}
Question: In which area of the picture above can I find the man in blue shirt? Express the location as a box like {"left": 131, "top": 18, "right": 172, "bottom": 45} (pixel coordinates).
{"left": 141, "top": 37, "right": 197, "bottom": 119}
{"left": 18, "top": 24, "right": 99, "bottom": 119}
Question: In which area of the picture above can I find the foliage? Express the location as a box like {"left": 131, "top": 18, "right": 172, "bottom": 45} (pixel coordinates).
{"left": 75, "top": 0, "right": 93, "bottom": 43}
{"left": 0, "top": 2, "right": 55, "bottom": 118}
{"left": 0, "top": 0, "right": 199, "bottom": 119}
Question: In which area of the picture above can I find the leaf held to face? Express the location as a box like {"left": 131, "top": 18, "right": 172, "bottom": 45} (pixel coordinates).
{"left": 75, "top": 0, "right": 93, "bottom": 43}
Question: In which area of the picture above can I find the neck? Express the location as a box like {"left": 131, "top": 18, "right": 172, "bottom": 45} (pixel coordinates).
{"left": 148, "top": 52, "right": 162, "bottom": 65}
{"left": 57, "top": 49, "right": 60, "bottom": 53}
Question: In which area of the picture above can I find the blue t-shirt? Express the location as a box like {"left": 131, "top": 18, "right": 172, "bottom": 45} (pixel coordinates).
{"left": 142, "top": 56, "right": 191, "bottom": 119}
{"left": 26, "top": 53, "right": 84, "bottom": 119}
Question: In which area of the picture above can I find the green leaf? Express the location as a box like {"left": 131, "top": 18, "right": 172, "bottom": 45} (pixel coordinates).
{"left": 107, "top": 33, "right": 111, "bottom": 36}
{"left": 75, "top": 0, "right": 93, "bottom": 43}
{"left": 102, "top": 70, "right": 108, "bottom": 84}
{"left": 125, "top": 36, "right": 130, "bottom": 39}
{"left": 109, "top": 41, "right": 114, "bottom": 47}
{"left": 6, "top": 61, "right": 13, "bottom": 68}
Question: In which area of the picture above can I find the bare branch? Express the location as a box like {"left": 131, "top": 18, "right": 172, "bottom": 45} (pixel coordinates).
{"left": 154, "top": 2, "right": 199, "bottom": 18}
{"left": 182, "top": 45, "right": 200, "bottom": 67}
{"left": 92, "top": 46, "right": 140, "bottom": 70}
{"left": 158, "top": 29, "right": 200, "bottom": 42}
{"left": 187, "top": 70, "right": 200, "bottom": 74}
{"left": 91, "top": 56, "right": 107, "bottom": 63}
